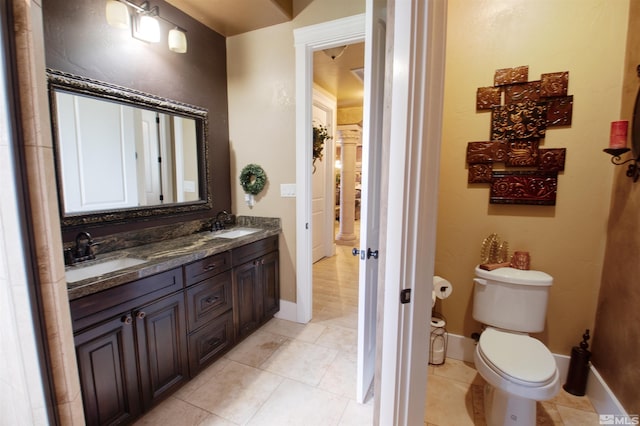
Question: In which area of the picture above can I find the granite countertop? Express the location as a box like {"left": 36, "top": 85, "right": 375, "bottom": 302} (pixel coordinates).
{"left": 66, "top": 220, "right": 280, "bottom": 301}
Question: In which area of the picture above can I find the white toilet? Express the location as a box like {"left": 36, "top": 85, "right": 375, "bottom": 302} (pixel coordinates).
{"left": 472, "top": 265, "right": 560, "bottom": 426}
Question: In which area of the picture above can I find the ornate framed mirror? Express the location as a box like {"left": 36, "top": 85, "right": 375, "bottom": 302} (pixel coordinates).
{"left": 47, "top": 69, "right": 212, "bottom": 228}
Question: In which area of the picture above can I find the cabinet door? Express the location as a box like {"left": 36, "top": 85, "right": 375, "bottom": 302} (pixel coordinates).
{"left": 75, "top": 314, "right": 140, "bottom": 426}
{"left": 233, "top": 260, "right": 261, "bottom": 339}
{"left": 135, "top": 292, "right": 188, "bottom": 409}
{"left": 260, "top": 251, "right": 280, "bottom": 321}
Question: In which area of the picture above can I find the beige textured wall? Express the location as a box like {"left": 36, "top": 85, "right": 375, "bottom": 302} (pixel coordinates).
{"left": 436, "top": 0, "right": 629, "bottom": 354}
{"left": 227, "top": 0, "right": 365, "bottom": 302}
{"left": 592, "top": 1, "right": 640, "bottom": 416}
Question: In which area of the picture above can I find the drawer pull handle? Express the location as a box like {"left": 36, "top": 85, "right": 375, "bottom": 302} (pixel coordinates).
{"left": 205, "top": 337, "right": 221, "bottom": 350}
{"left": 204, "top": 263, "right": 218, "bottom": 271}
{"left": 136, "top": 311, "right": 146, "bottom": 320}
{"left": 205, "top": 296, "right": 219, "bottom": 304}
{"left": 121, "top": 315, "right": 132, "bottom": 325}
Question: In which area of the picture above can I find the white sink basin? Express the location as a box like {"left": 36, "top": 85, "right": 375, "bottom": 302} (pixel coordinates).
{"left": 213, "top": 228, "right": 260, "bottom": 239}
{"left": 66, "top": 257, "right": 147, "bottom": 283}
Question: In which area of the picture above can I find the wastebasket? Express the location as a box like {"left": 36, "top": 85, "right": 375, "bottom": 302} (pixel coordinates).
{"left": 429, "top": 313, "right": 447, "bottom": 365}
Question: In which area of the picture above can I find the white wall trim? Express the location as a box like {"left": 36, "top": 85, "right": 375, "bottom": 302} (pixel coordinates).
{"left": 293, "top": 14, "right": 366, "bottom": 324}
{"left": 444, "top": 333, "right": 629, "bottom": 418}
{"left": 274, "top": 299, "right": 298, "bottom": 322}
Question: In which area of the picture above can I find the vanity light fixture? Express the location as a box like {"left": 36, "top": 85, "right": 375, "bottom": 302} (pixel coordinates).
{"left": 105, "top": 0, "right": 188, "bottom": 53}
{"left": 168, "top": 27, "right": 188, "bottom": 53}
{"left": 106, "top": 0, "right": 129, "bottom": 29}
{"left": 133, "top": 13, "right": 161, "bottom": 43}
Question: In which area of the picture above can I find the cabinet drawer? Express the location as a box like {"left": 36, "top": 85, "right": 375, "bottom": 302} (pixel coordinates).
{"left": 184, "top": 251, "right": 231, "bottom": 286}
{"left": 186, "top": 271, "right": 232, "bottom": 332}
{"left": 232, "top": 236, "right": 278, "bottom": 267}
{"left": 188, "top": 311, "right": 234, "bottom": 377}
{"left": 71, "top": 268, "right": 183, "bottom": 332}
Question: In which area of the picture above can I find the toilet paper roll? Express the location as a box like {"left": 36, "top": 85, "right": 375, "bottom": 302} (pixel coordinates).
{"left": 433, "top": 276, "right": 453, "bottom": 299}
{"left": 432, "top": 290, "right": 436, "bottom": 307}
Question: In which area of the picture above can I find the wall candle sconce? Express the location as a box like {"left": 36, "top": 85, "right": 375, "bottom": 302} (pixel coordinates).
{"left": 604, "top": 65, "right": 640, "bottom": 182}
{"left": 105, "top": 0, "right": 187, "bottom": 53}
{"left": 603, "top": 146, "right": 640, "bottom": 182}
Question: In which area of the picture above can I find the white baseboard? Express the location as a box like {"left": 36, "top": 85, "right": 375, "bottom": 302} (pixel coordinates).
{"left": 444, "top": 332, "right": 628, "bottom": 417}
{"left": 274, "top": 299, "right": 298, "bottom": 322}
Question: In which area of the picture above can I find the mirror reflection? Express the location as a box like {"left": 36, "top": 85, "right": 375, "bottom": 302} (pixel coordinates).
{"left": 47, "top": 69, "right": 211, "bottom": 227}
{"left": 55, "top": 91, "right": 199, "bottom": 213}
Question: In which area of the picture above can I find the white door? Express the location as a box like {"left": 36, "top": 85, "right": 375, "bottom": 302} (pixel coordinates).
{"left": 311, "top": 87, "right": 336, "bottom": 263}
{"left": 355, "top": 0, "right": 386, "bottom": 404}
{"left": 55, "top": 92, "right": 138, "bottom": 212}
{"left": 377, "top": 0, "right": 447, "bottom": 424}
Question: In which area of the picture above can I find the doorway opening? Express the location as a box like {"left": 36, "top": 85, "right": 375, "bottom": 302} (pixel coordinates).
{"left": 311, "top": 41, "right": 365, "bottom": 325}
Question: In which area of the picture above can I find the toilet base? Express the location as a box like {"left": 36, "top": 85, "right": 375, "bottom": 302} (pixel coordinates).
{"left": 484, "top": 384, "right": 536, "bottom": 426}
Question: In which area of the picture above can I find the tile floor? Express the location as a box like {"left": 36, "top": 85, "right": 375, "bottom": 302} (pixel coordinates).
{"left": 135, "top": 233, "right": 601, "bottom": 425}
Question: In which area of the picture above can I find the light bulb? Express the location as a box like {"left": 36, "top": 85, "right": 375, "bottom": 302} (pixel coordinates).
{"left": 134, "top": 15, "right": 160, "bottom": 43}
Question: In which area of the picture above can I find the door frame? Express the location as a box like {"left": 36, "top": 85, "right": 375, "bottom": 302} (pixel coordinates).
{"left": 294, "top": 14, "right": 366, "bottom": 323}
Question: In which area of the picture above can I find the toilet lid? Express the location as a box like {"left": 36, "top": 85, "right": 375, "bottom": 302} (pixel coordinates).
{"left": 478, "top": 328, "right": 556, "bottom": 384}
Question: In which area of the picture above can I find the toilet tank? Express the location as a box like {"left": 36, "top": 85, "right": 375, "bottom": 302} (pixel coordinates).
{"left": 472, "top": 266, "right": 553, "bottom": 333}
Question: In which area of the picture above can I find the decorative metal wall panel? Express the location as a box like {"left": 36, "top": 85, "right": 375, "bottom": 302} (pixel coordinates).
{"left": 538, "top": 148, "right": 566, "bottom": 171}
{"left": 546, "top": 95, "right": 573, "bottom": 127}
{"left": 506, "top": 139, "right": 540, "bottom": 166}
{"left": 468, "top": 164, "right": 493, "bottom": 183}
{"left": 540, "top": 71, "right": 569, "bottom": 98}
{"left": 490, "top": 171, "right": 558, "bottom": 205}
{"left": 504, "top": 81, "right": 541, "bottom": 104}
{"left": 491, "top": 101, "right": 547, "bottom": 140}
{"left": 476, "top": 87, "right": 502, "bottom": 110}
{"left": 468, "top": 65, "right": 572, "bottom": 205}
{"left": 466, "top": 141, "right": 508, "bottom": 164}
{"left": 494, "top": 65, "right": 529, "bottom": 86}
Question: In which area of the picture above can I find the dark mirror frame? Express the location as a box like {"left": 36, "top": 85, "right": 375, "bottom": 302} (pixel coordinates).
{"left": 47, "top": 68, "right": 212, "bottom": 229}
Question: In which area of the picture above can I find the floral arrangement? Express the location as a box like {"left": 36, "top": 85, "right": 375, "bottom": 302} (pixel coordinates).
{"left": 312, "top": 124, "right": 332, "bottom": 172}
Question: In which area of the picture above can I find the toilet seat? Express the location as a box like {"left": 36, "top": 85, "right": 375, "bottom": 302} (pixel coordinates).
{"left": 478, "top": 327, "right": 556, "bottom": 386}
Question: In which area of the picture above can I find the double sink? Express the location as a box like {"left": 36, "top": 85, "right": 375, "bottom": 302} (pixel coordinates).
{"left": 65, "top": 228, "right": 260, "bottom": 284}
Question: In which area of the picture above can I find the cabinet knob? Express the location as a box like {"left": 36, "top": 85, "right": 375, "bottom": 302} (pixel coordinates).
{"left": 121, "top": 315, "right": 132, "bottom": 325}
{"left": 136, "top": 311, "right": 146, "bottom": 320}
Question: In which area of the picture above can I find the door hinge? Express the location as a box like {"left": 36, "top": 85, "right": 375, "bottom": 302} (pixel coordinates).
{"left": 400, "top": 288, "right": 411, "bottom": 304}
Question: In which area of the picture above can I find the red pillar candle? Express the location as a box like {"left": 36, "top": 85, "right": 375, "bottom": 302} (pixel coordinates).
{"left": 609, "top": 120, "right": 628, "bottom": 149}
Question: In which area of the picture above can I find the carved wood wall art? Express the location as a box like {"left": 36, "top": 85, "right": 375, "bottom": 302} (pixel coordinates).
{"left": 490, "top": 171, "right": 558, "bottom": 205}
{"left": 467, "top": 65, "right": 572, "bottom": 205}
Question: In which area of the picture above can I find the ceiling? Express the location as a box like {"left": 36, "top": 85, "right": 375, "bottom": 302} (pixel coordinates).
{"left": 165, "top": 0, "right": 364, "bottom": 107}
{"left": 313, "top": 43, "right": 365, "bottom": 108}
{"left": 165, "top": 0, "right": 293, "bottom": 37}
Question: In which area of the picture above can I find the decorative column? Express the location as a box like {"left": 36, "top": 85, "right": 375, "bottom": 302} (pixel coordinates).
{"left": 336, "top": 125, "right": 361, "bottom": 245}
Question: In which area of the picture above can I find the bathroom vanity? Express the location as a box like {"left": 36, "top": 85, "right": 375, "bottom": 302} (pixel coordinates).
{"left": 66, "top": 223, "right": 279, "bottom": 425}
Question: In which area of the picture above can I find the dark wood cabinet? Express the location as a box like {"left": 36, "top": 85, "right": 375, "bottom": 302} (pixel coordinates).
{"left": 74, "top": 313, "right": 140, "bottom": 426}
{"left": 135, "top": 292, "right": 188, "bottom": 408}
{"left": 234, "top": 259, "right": 262, "bottom": 338}
{"left": 71, "top": 236, "right": 279, "bottom": 425}
{"left": 260, "top": 250, "right": 280, "bottom": 319}
{"left": 232, "top": 236, "right": 280, "bottom": 340}
{"left": 184, "top": 253, "right": 235, "bottom": 376}
{"left": 72, "top": 269, "right": 187, "bottom": 426}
